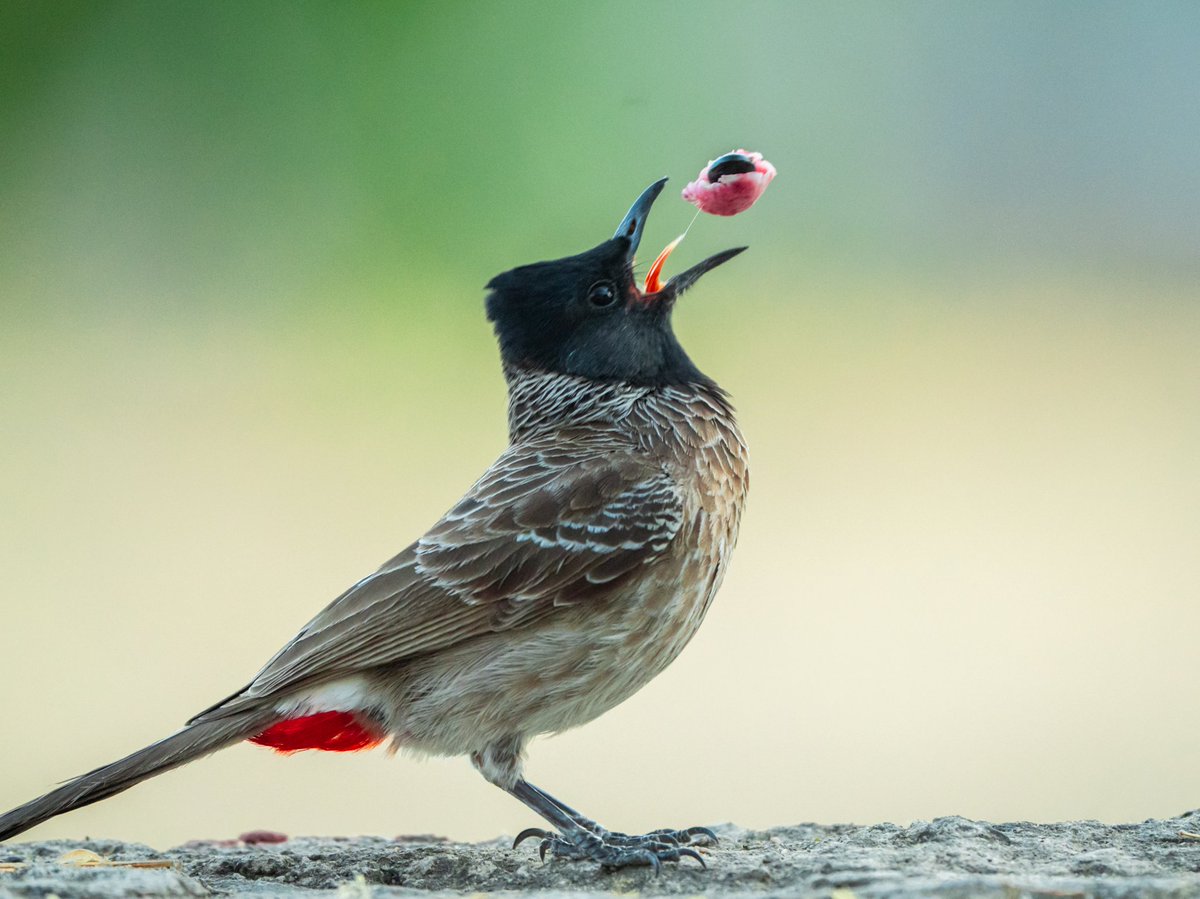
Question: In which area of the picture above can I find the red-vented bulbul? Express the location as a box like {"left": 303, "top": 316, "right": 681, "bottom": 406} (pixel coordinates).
{"left": 0, "top": 179, "right": 750, "bottom": 870}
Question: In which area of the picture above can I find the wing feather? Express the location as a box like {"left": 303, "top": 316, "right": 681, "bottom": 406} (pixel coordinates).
{"left": 193, "top": 433, "right": 682, "bottom": 719}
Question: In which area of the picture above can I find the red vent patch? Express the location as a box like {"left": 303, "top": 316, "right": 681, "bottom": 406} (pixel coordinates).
{"left": 250, "top": 710, "right": 384, "bottom": 754}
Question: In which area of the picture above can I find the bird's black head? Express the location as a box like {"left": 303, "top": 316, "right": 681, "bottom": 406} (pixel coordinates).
{"left": 486, "top": 178, "right": 746, "bottom": 387}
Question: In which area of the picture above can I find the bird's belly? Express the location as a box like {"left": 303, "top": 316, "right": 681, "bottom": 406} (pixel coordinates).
{"left": 387, "top": 560, "right": 721, "bottom": 757}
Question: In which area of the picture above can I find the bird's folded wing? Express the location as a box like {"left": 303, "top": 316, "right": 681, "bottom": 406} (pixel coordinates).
{"left": 192, "top": 434, "right": 682, "bottom": 718}
{"left": 416, "top": 433, "right": 683, "bottom": 605}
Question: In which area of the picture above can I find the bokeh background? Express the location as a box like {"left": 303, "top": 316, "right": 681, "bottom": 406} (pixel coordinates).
{"left": 2, "top": 1, "right": 1197, "bottom": 849}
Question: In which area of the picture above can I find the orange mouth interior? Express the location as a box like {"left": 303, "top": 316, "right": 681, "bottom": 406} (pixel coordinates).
{"left": 643, "top": 233, "right": 684, "bottom": 294}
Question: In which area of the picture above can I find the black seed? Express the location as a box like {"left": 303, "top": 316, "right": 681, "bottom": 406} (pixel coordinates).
{"left": 707, "top": 153, "right": 756, "bottom": 181}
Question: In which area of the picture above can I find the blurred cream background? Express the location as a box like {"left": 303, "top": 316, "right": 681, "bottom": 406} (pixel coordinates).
{"left": 1, "top": 2, "right": 1197, "bottom": 848}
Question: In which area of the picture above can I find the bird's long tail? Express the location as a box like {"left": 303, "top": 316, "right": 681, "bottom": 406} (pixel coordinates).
{"left": 0, "top": 711, "right": 271, "bottom": 842}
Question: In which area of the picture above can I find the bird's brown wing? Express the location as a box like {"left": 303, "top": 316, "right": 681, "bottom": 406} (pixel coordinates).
{"left": 415, "top": 431, "right": 683, "bottom": 605}
{"left": 191, "top": 432, "right": 682, "bottom": 719}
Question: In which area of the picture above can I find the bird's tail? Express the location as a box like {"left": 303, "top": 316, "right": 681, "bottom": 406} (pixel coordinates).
{"left": 0, "top": 711, "right": 271, "bottom": 842}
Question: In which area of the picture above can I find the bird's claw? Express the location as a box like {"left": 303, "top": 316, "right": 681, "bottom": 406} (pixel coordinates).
{"left": 516, "top": 824, "right": 714, "bottom": 872}
{"left": 673, "top": 825, "right": 720, "bottom": 846}
{"left": 513, "top": 827, "right": 553, "bottom": 849}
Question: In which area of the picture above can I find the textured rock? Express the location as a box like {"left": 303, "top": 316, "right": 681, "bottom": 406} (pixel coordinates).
{"left": 2, "top": 812, "right": 1198, "bottom": 898}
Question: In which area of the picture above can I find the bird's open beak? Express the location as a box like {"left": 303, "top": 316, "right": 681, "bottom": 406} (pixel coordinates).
{"left": 613, "top": 178, "right": 667, "bottom": 259}
{"left": 615, "top": 178, "right": 747, "bottom": 299}
{"left": 652, "top": 245, "right": 747, "bottom": 297}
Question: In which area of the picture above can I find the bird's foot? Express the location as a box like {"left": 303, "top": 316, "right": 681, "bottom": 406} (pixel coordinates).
{"left": 513, "top": 824, "right": 716, "bottom": 872}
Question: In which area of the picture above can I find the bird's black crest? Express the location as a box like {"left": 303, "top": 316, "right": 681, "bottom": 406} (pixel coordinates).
{"left": 485, "top": 237, "right": 708, "bottom": 388}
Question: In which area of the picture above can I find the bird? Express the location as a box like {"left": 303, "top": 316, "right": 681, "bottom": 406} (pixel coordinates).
{"left": 0, "top": 178, "right": 750, "bottom": 871}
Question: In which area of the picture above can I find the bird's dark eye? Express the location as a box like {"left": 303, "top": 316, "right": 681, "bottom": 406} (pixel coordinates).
{"left": 707, "top": 152, "right": 756, "bottom": 182}
{"left": 587, "top": 282, "right": 617, "bottom": 308}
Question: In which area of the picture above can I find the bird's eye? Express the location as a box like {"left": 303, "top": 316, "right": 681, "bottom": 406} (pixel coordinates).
{"left": 587, "top": 282, "right": 617, "bottom": 308}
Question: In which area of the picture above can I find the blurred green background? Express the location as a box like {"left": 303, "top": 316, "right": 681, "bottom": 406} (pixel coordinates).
{"left": 1, "top": 1, "right": 1197, "bottom": 848}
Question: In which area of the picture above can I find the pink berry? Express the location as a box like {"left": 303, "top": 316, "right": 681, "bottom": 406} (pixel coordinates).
{"left": 682, "top": 149, "right": 776, "bottom": 216}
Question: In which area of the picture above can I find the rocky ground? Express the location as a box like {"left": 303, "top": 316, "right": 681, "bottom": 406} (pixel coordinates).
{"left": 2, "top": 812, "right": 1199, "bottom": 898}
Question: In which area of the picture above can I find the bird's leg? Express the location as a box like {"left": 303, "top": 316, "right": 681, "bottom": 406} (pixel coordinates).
{"left": 513, "top": 780, "right": 598, "bottom": 832}
{"left": 472, "top": 736, "right": 713, "bottom": 871}
{"left": 520, "top": 781, "right": 717, "bottom": 848}
{"left": 507, "top": 778, "right": 716, "bottom": 872}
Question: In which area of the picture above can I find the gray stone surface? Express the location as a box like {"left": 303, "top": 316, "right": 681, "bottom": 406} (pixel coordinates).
{"left": 2, "top": 812, "right": 1199, "bottom": 898}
